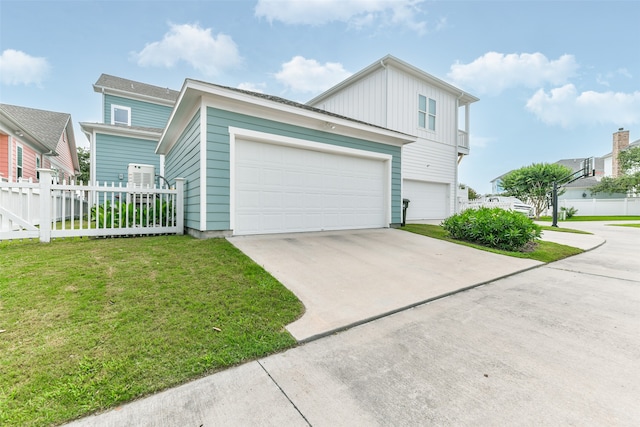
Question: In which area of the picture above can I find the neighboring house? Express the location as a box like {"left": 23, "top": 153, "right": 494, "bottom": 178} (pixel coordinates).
{"left": 307, "top": 55, "right": 479, "bottom": 220}
{"left": 157, "top": 80, "right": 415, "bottom": 237}
{"left": 0, "top": 103, "right": 79, "bottom": 182}
{"left": 80, "top": 74, "right": 180, "bottom": 185}
{"left": 552, "top": 157, "right": 621, "bottom": 199}
{"left": 490, "top": 173, "right": 506, "bottom": 194}
{"left": 491, "top": 128, "right": 638, "bottom": 200}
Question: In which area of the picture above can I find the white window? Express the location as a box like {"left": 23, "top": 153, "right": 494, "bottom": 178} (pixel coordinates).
{"left": 16, "top": 145, "right": 23, "bottom": 179}
{"left": 111, "top": 105, "right": 131, "bottom": 126}
{"left": 36, "top": 155, "right": 41, "bottom": 180}
{"left": 418, "top": 95, "right": 436, "bottom": 131}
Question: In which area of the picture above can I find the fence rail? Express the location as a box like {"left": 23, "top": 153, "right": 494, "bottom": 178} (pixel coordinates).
{"left": 0, "top": 169, "right": 184, "bottom": 242}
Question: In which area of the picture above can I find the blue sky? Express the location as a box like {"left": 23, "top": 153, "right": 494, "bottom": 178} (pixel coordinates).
{"left": 1, "top": 0, "right": 639, "bottom": 193}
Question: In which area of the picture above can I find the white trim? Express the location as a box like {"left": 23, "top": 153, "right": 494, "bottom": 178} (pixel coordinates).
{"left": 80, "top": 122, "right": 161, "bottom": 140}
{"left": 228, "top": 126, "right": 393, "bottom": 231}
{"left": 110, "top": 104, "right": 131, "bottom": 126}
{"left": 199, "top": 101, "right": 207, "bottom": 231}
{"left": 89, "top": 130, "right": 97, "bottom": 184}
{"left": 228, "top": 127, "right": 392, "bottom": 161}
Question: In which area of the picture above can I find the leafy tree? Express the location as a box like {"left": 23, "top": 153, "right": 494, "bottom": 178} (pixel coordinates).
{"left": 590, "top": 146, "right": 640, "bottom": 196}
{"left": 76, "top": 147, "right": 90, "bottom": 183}
{"left": 460, "top": 183, "right": 480, "bottom": 200}
{"left": 500, "top": 163, "right": 573, "bottom": 219}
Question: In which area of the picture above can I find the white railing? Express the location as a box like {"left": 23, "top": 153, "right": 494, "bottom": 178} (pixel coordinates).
{"left": 0, "top": 169, "right": 185, "bottom": 242}
{"left": 458, "top": 130, "right": 469, "bottom": 150}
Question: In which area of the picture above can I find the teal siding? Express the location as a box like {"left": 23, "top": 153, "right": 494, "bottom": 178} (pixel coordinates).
{"left": 204, "top": 107, "right": 403, "bottom": 230}
{"left": 104, "top": 94, "right": 173, "bottom": 128}
{"left": 165, "top": 111, "right": 201, "bottom": 230}
{"left": 95, "top": 133, "right": 160, "bottom": 184}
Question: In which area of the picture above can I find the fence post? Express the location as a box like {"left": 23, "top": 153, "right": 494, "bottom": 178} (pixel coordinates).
{"left": 174, "top": 178, "right": 185, "bottom": 235}
{"left": 38, "top": 169, "right": 53, "bottom": 243}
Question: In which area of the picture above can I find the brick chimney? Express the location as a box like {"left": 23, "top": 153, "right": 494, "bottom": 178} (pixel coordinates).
{"left": 612, "top": 128, "right": 630, "bottom": 177}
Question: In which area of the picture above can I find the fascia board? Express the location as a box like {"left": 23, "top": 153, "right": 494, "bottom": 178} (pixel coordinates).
{"left": 308, "top": 54, "right": 479, "bottom": 106}
{"left": 79, "top": 122, "right": 161, "bottom": 141}
{"left": 93, "top": 84, "right": 176, "bottom": 107}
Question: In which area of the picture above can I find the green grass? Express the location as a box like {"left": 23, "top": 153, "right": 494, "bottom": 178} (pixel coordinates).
{"left": 539, "top": 225, "right": 592, "bottom": 234}
{"left": 0, "top": 236, "right": 304, "bottom": 427}
{"left": 402, "top": 223, "right": 583, "bottom": 263}
{"left": 538, "top": 215, "right": 640, "bottom": 221}
{"left": 608, "top": 223, "right": 640, "bottom": 228}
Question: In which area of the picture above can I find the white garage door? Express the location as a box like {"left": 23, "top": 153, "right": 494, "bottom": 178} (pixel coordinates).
{"left": 403, "top": 179, "right": 449, "bottom": 220}
{"left": 234, "top": 138, "right": 387, "bottom": 235}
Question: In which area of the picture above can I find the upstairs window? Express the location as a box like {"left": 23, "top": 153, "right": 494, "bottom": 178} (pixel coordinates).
{"left": 111, "top": 105, "right": 131, "bottom": 126}
{"left": 418, "top": 95, "right": 436, "bottom": 131}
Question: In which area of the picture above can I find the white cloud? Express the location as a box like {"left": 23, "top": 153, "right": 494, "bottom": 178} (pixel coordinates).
{"left": 130, "top": 23, "right": 241, "bottom": 76}
{"left": 237, "top": 82, "right": 266, "bottom": 93}
{"left": 0, "top": 49, "right": 50, "bottom": 86}
{"left": 275, "top": 56, "right": 352, "bottom": 93}
{"left": 255, "top": 0, "right": 429, "bottom": 35}
{"left": 448, "top": 52, "right": 579, "bottom": 95}
{"left": 526, "top": 84, "right": 640, "bottom": 128}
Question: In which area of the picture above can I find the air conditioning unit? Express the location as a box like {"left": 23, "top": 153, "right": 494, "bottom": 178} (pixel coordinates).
{"left": 128, "top": 163, "right": 155, "bottom": 188}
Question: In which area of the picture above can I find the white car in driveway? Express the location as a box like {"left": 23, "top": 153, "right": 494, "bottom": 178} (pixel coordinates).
{"left": 465, "top": 196, "right": 535, "bottom": 218}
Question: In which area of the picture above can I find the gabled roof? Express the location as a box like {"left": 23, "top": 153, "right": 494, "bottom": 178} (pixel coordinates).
{"left": 94, "top": 74, "right": 180, "bottom": 105}
{"left": 307, "top": 54, "right": 479, "bottom": 106}
{"left": 0, "top": 103, "right": 72, "bottom": 153}
{"left": 157, "top": 78, "right": 416, "bottom": 155}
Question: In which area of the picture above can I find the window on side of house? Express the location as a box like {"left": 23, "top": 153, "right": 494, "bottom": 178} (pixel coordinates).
{"left": 111, "top": 105, "right": 131, "bottom": 126}
{"left": 16, "top": 145, "right": 23, "bottom": 179}
{"left": 36, "top": 155, "right": 41, "bottom": 180}
{"left": 418, "top": 95, "right": 436, "bottom": 131}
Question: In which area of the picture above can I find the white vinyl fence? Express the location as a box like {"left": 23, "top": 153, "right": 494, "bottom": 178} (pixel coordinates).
{"left": 550, "top": 198, "right": 640, "bottom": 217}
{"left": 0, "top": 169, "right": 184, "bottom": 242}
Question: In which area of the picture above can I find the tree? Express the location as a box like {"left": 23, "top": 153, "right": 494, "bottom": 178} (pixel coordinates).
{"left": 460, "top": 183, "right": 480, "bottom": 200}
{"left": 76, "top": 147, "right": 90, "bottom": 183}
{"left": 590, "top": 146, "right": 640, "bottom": 196}
{"left": 500, "top": 163, "right": 573, "bottom": 219}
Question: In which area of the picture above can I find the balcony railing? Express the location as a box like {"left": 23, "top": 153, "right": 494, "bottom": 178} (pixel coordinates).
{"left": 458, "top": 130, "right": 469, "bottom": 150}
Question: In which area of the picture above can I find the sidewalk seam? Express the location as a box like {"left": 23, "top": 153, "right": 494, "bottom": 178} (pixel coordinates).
{"left": 257, "top": 360, "right": 312, "bottom": 427}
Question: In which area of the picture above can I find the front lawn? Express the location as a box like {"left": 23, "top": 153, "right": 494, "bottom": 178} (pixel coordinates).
{"left": 0, "top": 236, "right": 304, "bottom": 426}
{"left": 402, "top": 224, "right": 583, "bottom": 263}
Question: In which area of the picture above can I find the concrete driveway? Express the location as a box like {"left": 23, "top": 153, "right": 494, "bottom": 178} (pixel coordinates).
{"left": 230, "top": 228, "right": 549, "bottom": 341}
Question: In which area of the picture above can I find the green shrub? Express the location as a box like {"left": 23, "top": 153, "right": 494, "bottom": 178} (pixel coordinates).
{"left": 90, "top": 199, "right": 174, "bottom": 228}
{"left": 560, "top": 206, "right": 578, "bottom": 219}
{"left": 442, "top": 207, "right": 542, "bottom": 251}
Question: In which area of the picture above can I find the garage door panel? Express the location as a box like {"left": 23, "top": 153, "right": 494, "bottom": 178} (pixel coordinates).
{"left": 235, "top": 138, "right": 386, "bottom": 235}
{"left": 403, "top": 180, "right": 449, "bottom": 220}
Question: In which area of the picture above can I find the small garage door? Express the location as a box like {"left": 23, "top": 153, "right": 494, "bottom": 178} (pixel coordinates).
{"left": 234, "top": 138, "right": 387, "bottom": 235}
{"left": 403, "top": 179, "right": 449, "bottom": 220}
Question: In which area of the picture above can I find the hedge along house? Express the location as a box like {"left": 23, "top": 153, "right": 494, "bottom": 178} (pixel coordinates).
{"left": 156, "top": 79, "right": 416, "bottom": 237}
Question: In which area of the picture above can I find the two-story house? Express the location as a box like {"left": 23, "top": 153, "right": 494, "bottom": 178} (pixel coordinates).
{"left": 87, "top": 55, "right": 477, "bottom": 236}
{"left": 0, "top": 103, "right": 79, "bottom": 183}
{"left": 80, "top": 74, "right": 179, "bottom": 185}
{"left": 307, "top": 55, "right": 479, "bottom": 220}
